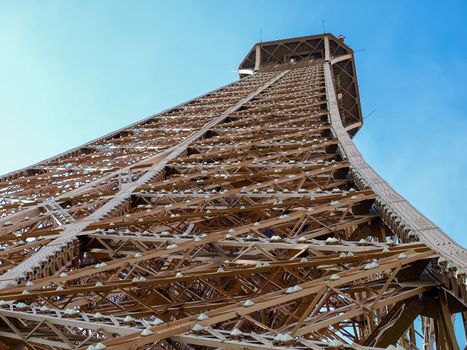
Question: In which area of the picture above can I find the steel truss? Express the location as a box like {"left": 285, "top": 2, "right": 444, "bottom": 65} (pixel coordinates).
{"left": 0, "top": 33, "right": 465, "bottom": 350}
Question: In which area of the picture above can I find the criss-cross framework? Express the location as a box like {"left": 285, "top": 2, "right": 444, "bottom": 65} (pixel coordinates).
{"left": 0, "top": 33, "right": 465, "bottom": 350}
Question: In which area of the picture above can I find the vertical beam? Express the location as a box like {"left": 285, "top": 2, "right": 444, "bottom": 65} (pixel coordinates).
{"left": 438, "top": 291, "right": 460, "bottom": 350}
{"left": 423, "top": 317, "right": 435, "bottom": 350}
{"left": 254, "top": 44, "right": 261, "bottom": 71}
{"left": 324, "top": 35, "right": 330, "bottom": 61}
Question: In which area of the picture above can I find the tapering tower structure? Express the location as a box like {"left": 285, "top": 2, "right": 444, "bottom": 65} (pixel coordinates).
{"left": 0, "top": 34, "right": 465, "bottom": 350}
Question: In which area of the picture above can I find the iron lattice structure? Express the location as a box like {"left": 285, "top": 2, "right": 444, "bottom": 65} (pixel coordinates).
{"left": 0, "top": 34, "right": 465, "bottom": 350}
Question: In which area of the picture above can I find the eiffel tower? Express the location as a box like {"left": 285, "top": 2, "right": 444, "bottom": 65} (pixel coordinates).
{"left": 0, "top": 33, "right": 465, "bottom": 350}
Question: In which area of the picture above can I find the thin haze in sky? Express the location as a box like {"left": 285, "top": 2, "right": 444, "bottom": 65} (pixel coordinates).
{"left": 0, "top": 3, "right": 466, "bottom": 255}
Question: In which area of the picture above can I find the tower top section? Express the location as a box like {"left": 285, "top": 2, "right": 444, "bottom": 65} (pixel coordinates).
{"left": 239, "top": 33, "right": 362, "bottom": 131}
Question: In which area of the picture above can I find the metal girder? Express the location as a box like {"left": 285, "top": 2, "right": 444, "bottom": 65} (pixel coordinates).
{"left": 0, "top": 33, "right": 465, "bottom": 350}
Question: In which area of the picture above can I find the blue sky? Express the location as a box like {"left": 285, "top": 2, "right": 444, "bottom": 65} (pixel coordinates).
{"left": 1, "top": 2, "right": 466, "bottom": 245}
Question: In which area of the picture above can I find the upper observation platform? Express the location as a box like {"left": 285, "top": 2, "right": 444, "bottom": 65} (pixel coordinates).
{"left": 239, "top": 33, "right": 363, "bottom": 134}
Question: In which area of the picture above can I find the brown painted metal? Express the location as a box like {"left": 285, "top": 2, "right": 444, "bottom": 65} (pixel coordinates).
{"left": 0, "top": 33, "right": 465, "bottom": 350}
